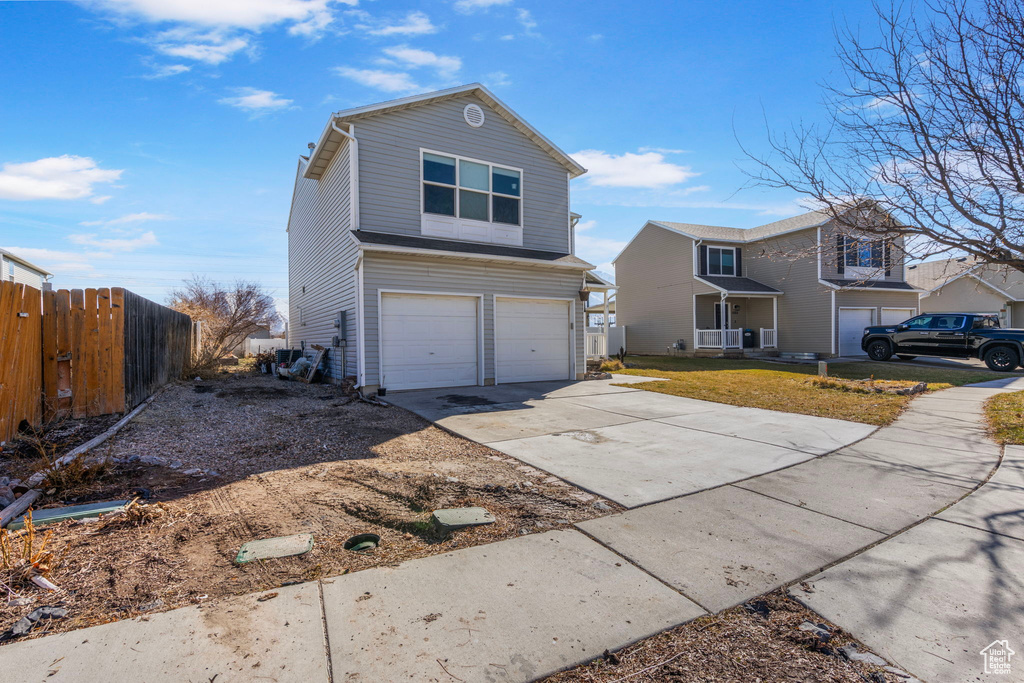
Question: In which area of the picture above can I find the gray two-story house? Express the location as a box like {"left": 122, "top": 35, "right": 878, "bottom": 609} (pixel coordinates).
{"left": 287, "top": 84, "right": 599, "bottom": 393}
{"left": 615, "top": 210, "right": 922, "bottom": 357}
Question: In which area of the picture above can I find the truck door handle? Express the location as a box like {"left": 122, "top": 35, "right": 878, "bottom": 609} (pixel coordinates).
{"left": 918, "top": 331, "right": 929, "bottom": 335}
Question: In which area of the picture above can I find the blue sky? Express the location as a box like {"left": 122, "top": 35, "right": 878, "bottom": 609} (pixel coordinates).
{"left": 0, "top": 0, "right": 881, "bottom": 311}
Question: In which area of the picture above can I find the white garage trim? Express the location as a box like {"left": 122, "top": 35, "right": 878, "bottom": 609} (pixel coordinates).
{"left": 880, "top": 307, "right": 918, "bottom": 325}
{"left": 493, "top": 295, "right": 575, "bottom": 385}
{"left": 377, "top": 289, "right": 485, "bottom": 390}
{"left": 838, "top": 307, "right": 875, "bottom": 357}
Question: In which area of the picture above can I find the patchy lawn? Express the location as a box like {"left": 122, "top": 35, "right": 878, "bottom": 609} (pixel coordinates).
{"left": 985, "top": 390, "right": 1024, "bottom": 444}
{"left": 0, "top": 372, "right": 615, "bottom": 642}
{"left": 616, "top": 356, "right": 1009, "bottom": 426}
{"left": 543, "top": 590, "right": 909, "bottom": 683}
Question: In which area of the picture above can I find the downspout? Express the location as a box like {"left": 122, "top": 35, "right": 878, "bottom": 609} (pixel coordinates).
{"left": 331, "top": 120, "right": 360, "bottom": 231}
{"left": 354, "top": 253, "right": 366, "bottom": 389}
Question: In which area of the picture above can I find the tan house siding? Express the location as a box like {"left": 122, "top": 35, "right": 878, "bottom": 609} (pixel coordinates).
{"left": 353, "top": 93, "right": 570, "bottom": 254}
{"left": 919, "top": 275, "right": 1007, "bottom": 315}
{"left": 287, "top": 142, "right": 359, "bottom": 381}
{"left": 744, "top": 229, "right": 831, "bottom": 354}
{"left": 615, "top": 225, "right": 713, "bottom": 354}
{"left": 819, "top": 220, "right": 907, "bottom": 283}
{"left": 360, "top": 253, "right": 584, "bottom": 390}
{"left": 834, "top": 289, "right": 920, "bottom": 334}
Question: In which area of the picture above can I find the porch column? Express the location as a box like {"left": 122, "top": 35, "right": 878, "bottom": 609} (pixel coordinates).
{"left": 772, "top": 297, "right": 778, "bottom": 342}
{"left": 720, "top": 291, "right": 728, "bottom": 347}
{"left": 602, "top": 290, "right": 609, "bottom": 357}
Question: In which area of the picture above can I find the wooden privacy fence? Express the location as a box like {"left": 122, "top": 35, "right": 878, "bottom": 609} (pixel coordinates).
{"left": 0, "top": 281, "right": 193, "bottom": 443}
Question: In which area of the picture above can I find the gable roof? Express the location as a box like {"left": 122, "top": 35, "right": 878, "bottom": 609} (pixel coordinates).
{"left": 0, "top": 248, "right": 52, "bottom": 277}
{"left": 304, "top": 83, "right": 586, "bottom": 180}
{"left": 905, "top": 258, "right": 976, "bottom": 292}
{"left": 651, "top": 210, "right": 832, "bottom": 244}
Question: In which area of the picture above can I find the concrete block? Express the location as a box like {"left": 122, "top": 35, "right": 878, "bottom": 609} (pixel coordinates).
{"left": 578, "top": 486, "right": 883, "bottom": 612}
{"left": 321, "top": 530, "right": 704, "bottom": 682}
{"left": 236, "top": 533, "right": 314, "bottom": 564}
{"left": 431, "top": 507, "right": 495, "bottom": 530}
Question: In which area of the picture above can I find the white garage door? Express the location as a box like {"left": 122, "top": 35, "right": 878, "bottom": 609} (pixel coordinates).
{"left": 496, "top": 298, "right": 571, "bottom": 383}
{"left": 380, "top": 293, "right": 478, "bottom": 391}
{"left": 838, "top": 308, "right": 874, "bottom": 356}
{"left": 881, "top": 308, "right": 916, "bottom": 325}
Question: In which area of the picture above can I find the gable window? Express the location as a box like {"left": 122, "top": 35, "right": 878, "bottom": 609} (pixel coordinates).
{"left": 707, "top": 246, "right": 736, "bottom": 276}
{"left": 843, "top": 237, "right": 884, "bottom": 269}
{"left": 422, "top": 151, "right": 522, "bottom": 226}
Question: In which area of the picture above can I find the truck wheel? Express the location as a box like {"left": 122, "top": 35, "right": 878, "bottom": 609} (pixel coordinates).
{"left": 983, "top": 346, "right": 1019, "bottom": 372}
{"left": 866, "top": 340, "right": 893, "bottom": 361}
{"left": 896, "top": 355, "right": 917, "bottom": 361}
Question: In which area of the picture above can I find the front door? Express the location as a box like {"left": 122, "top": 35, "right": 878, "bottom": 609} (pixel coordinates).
{"left": 714, "top": 302, "right": 730, "bottom": 330}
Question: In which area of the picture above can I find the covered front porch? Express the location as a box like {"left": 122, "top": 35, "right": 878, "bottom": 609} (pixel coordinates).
{"left": 693, "top": 289, "right": 780, "bottom": 351}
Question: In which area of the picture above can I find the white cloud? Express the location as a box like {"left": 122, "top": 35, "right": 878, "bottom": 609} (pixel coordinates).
{"left": 0, "top": 156, "right": 123, "bottom": 202}
{"left": 68, "top": 230, "right": 160, "bottom": 251}
{"left": 334, "top": 67, "right": 420, "bottom": 93}
{"left": 453, "top": 0, "right": 512, "bottom": 13}
{"left": 638, "top": 146, "right": 689, "bottom": 155}
{"left": 356, "top": 10, "right": 437, "bottom": 36}
{"left": 572, "top": 221, "right": 628, "bottom": 267}
{"left": 219, "top": 87, "right": 294, "bottom": 111}
{"left": 80, "top": 0, "right": 348, "bottom": 31}
{"left": 485, "top": 71, "right": 511, "bottom": 88}
{"left": 79, "top": 212, "right": 171, "bottom": 227}
{"left": 572, "top": 149, "right": 699, "bottom": 188}
{"left": 516, "top": 8, "right": 538, "bottom": 36}
{"left": 143, "top": 63, "right": 192, "bottom": 78}
{"left": 152, "top": 28, "right": 250, "bottom": 64}
{"left": 380, "top": 45, "right": 461, "bottom": 78}
{"left": 0, "top": 246, "right": 105, "bottom": 277}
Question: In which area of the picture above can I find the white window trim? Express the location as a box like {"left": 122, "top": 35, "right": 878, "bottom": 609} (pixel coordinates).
{"left": 420, "top": 148, "right": 523, "bottom": 228}
{"left": 707, "top": 246, "right": 737, "bottom": 276}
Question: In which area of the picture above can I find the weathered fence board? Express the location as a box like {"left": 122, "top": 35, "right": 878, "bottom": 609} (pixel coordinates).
{"left": 0, "top": 282, "right": 42, "bottom": 443}
{"left": 0, "top": 283, "right": 193, "bottom": 443}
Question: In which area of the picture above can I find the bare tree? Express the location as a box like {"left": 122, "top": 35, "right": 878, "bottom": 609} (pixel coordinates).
{"left": 169, "top": 276, "right": 280, "bottom": 371}
{"left": 747, "top": 0, "right": 1024, "bottom": 272}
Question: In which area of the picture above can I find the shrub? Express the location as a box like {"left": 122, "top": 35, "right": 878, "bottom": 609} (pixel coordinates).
{"left": 599, "top": 359, "right": 625, "bottom": 372}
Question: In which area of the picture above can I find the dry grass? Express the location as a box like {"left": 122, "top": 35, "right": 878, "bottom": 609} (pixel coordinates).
{"left": 0, "top": 512, "right": 66, "bottom": 591}
{"left": 615, "top": 356, "right": 1001, "bottom": 425}
{"left": 985, "top": 390, "right": 1024, "bottom": 444}
{"left": 598, "top": 359, "right": 625, "bottom": 372}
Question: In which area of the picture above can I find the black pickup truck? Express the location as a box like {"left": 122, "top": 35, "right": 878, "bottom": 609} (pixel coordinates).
{"left": 861, "top": 312, "right": 1024, "bottom": 371}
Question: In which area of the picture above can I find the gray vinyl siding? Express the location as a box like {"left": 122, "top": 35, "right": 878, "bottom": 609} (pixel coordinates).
{"left": 919, "top": 276, "right": 1006, "bottom": 314}
{"left": 287, "top": 142, "right": 359, "bottom": 381}
{"left": 360, "top": 253, "right": 584, "bottom": 388}
{"left": 820, "top": 220, "right": 907, "bottom": 283}
{"left": 2, "top": 256, "right": 45, "bottom": 289}
{"left": 1011, "top": 303, "right": 1024, "bottom": 327}
{"left": 744, "top": 229, "right": 832, "bottom": 354}
{"left": 615, "top": 225, "right": 715, "bottom": 354}
{"left": 353, "top": 93, "right": 570, "bottom": 253}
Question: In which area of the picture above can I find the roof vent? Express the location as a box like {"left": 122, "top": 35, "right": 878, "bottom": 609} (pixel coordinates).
{"left": 463, "top": 103, "right": 485, "bottom": 128}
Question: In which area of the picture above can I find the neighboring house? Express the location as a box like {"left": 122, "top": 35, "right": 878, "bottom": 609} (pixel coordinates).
{"left": 615, "top": 209, "right": 922, "bottom": 357}
{"left": 0, "top": 248, "right": 51, "bottom": 290}
{"left": 908, "top": 257, "right": 1024, "bottom": 327}
{"left": 287, "top": 84, "right": 601, "bottom": 393}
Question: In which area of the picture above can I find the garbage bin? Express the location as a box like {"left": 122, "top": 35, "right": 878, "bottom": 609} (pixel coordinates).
{"left": 742, "top": 329, "right": 756, "bottom": 349}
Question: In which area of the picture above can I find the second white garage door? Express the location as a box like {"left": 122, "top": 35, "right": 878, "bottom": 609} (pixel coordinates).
{"left": 838, "top": 308, "right": 874, "bottom": 356}
{"left": 881, "top": 308, "right": 916, "bottom": 325}
{"left": 496, "top": 298, "right": 571, "bottom": 383}
{"left": 380, "top": 293, "right": 479, "bottom": 391}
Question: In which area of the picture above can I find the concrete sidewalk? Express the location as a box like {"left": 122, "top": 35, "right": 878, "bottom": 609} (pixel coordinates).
{"left": 2, "top": 379, "right": 1020, "bottom": 682}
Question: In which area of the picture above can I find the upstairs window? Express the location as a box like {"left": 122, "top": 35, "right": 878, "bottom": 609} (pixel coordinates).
{"left": 707, "top": 246, "right": 736, "bottom": 276}
{"left": 843, "top": 236, "right": 885, "bottom": 268}
{"left": 422, "top": 151, "right": 522, "bottom": 226}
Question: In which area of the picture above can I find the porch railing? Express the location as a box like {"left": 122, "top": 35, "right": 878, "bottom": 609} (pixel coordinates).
{"left": 760, "top": 328, "right": 777, "bottom": 348}
{"left": 586, "top": 332, "right": 607, "bottom": 359}
{"left": 695, "top": 329, "right": 742, "bottom": 349}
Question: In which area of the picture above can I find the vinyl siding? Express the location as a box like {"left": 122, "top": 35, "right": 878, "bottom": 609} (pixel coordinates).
{"left": 287, "top": 141, "right": 358, "bottom": 381}
{"left": 744, "top": 229, "right": 831, "bottom": 354}
{"left": 361, "top": 253, "right": 584, "bottom": 388}
{"left": 835, "top": 289, "right": 920, "bottom": 333}
{"left": 615, "top": 225, "right": 715, "bottom": 354}
{"left": 919, "top": 275, "right": 1007, "bottom": 314}
{"left": 353, "top": 93, "right": 570, "bottom": 253}
{"left": 2, "top": 256, "right": 45, "bottom": 289}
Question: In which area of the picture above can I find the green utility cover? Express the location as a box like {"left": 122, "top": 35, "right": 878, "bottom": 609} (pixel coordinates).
{"left": 235, "top": 533, "right": 314, "bottom": 564}
{"left": 7, "top": 500, "right": 130, "bottom": 530}
{"left": 431, "top": 507, "right": 495, "bottom": 530}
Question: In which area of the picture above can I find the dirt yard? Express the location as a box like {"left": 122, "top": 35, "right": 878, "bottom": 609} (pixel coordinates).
{"left": 0, "top": 371, "right": 618, "bottom": 640}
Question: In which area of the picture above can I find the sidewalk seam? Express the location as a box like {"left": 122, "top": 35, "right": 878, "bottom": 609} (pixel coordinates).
{"left": 318, "top": 579, "right": 334, "bottom": 683}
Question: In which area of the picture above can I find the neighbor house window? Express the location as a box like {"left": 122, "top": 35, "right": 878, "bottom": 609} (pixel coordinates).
{"left": 422, "top": 152, "right": 521, "bottom": 225}
{"left": 707, "top": 246, "right": 736, "bottom": 276}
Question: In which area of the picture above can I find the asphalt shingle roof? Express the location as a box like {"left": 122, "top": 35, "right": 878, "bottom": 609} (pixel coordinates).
{"left": 352, "top": 230, "right": 593, "bottom": 266}
{"left": 698, "top": 275, "right": 782, "bottom": 293}
{"left": 655, "top": 210, "right": 831, "bottom": 243}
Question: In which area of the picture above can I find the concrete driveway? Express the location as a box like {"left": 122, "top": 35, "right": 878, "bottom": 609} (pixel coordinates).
{"left": 387, "top": 375, "right": 876, "bottom": 507}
